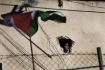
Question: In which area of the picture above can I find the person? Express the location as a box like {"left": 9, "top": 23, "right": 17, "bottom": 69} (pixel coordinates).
{"left": 58, "top": 36, "right": 74, "bottom": 53}
{"left": 58, "top": 0, "right": 63, "bottom": 8}
{"left": 64, "top": 42, "right": 70, "bottom": 53}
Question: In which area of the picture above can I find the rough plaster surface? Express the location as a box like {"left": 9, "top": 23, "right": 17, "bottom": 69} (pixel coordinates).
{"left": 0, "top": 0, "right": 105, "bottom": 55}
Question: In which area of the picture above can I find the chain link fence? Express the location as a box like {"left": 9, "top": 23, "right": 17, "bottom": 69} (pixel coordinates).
{"left": 0, "top": 51, "right": 105, "bottom": 70}
{"left": 102, "top": 54, "right": 105, "bottom": 70}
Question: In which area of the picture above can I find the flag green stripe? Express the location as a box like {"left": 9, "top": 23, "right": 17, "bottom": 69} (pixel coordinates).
{"left": 30, "top": 11, "right": 49, "bottom": 37}
{"left": 30, "top": 10, "right": 66, "bottom": 37}
{"left": 30, "top": 11, "right": 39, "bottom": 37}
{"left": 47, "top": 14, "right": 66, "bottom": 23}
{"left": 38, "top": 11, "right": 49, "bottom": 21}
{"left": 38, "top": 11, "right": 66, "bottom": 23}
{"left": 0, "top": 19, "right": 5, "bottom": 25}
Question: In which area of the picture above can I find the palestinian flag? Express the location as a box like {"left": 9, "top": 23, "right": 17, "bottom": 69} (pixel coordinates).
{"left": 45, "top": 11, "right": 66, "bottom": 23}
{"left": 1, "top": 11, "right": 38, "bottom": 39}
{"left": 1, "top": 8, "right": 66, "bottom": 39}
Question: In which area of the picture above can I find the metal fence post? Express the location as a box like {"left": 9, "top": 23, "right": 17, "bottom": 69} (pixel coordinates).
{"left": 0, "top": 63, "right": 2, "bottom": 70}
{"left": 97, "top": 47, "right": 104, "bottom": 70}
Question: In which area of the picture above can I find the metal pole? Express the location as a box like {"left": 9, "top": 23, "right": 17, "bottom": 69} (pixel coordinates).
{"left": 0, "top": 63, "right": 2, "bottom": 70}
{"left": 14, "top": 28, "right": 51, "bottom": 58}
{"left": 97, "top": 47, "right": 104, "bottom": 70}
{"left": 30, "top": 38, "right": 35, "bottom": 70}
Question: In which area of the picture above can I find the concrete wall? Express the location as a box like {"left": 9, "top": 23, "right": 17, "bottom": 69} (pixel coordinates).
{"left": 0, "top": 0, "right": 105, "bottom": 54}
{"left": 1, "top": 0, "right": 105, "bottom": 70}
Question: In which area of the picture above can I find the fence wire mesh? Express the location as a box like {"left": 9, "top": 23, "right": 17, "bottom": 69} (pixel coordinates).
{"left": 102, "top": 54, "right": 105, "bottom": 70}
{"left": 0, "top": 51, "right": 104, "bottom": 70}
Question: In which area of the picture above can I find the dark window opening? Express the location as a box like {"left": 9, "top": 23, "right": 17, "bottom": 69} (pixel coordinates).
{"left": 57, "top": 36, "right": 75, "bottom": 53}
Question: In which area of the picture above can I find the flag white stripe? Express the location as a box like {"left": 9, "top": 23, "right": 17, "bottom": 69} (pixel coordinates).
{"left": 49, "top": 12, "right": 64, "bottom": 16}
{"left": 15, "top": 5, "right": 21, "bottom": 12}
{"left": 31, "top": 10, "right": 36, "bottom": 20}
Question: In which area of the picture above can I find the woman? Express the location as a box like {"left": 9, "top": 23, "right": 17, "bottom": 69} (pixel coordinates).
{"left": 58, "top": 36, "right": 75, "bottom": 53}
